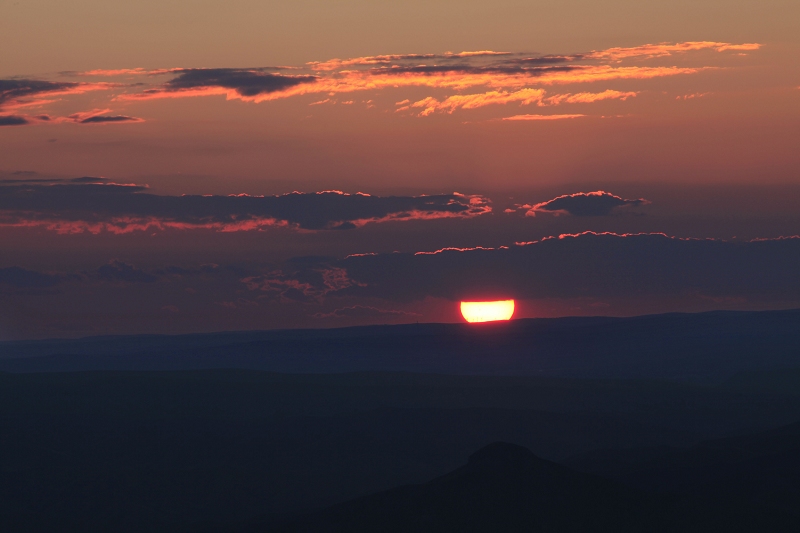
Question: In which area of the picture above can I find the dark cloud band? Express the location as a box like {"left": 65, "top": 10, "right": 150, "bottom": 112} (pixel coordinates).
{"left": 0, "top": 182, "right": 490, "bottom": 232}
{"left": 527, "top": 191, "right": 650, "bottom": 216}
{"left": 0, "top": 79, "right": 79, "bottom": 107}
{"left": 0, "top": 266, "right": 61, "bottom": 288}
{"left": 329, "top": 233, "right": 800, "bottom": 302}
{"left": 0, "top": 115, "right": 29, "bottom": 126}
{"left": 162, "top": 68, "right": 318, "bottom": 97}
{"left": 75, "top": 114, "right": 142, "bottom": 124}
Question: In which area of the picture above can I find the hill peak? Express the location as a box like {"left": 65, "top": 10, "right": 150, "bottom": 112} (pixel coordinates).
{"left": 467, "top": 442, "right": 542, "bottom": 472}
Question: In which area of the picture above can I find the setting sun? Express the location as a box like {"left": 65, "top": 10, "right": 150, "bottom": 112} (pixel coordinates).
{"left": 460, "top": 300, "right": 515, "bottom": 323}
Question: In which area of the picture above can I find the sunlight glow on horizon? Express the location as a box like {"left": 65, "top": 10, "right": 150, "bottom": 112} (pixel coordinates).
{"left": 460, "top": 300, "right": 515, "bottom": 323}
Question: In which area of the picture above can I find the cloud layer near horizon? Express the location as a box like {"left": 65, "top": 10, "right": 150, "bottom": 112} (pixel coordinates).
{"left": 0, "top": 181, "right": 490, "bottom": 233}
{"left": 333, "top": 232, "right": 800, "bottom": 302}
{"left": 6, "top": 233, "right": 799, "bottom": 308}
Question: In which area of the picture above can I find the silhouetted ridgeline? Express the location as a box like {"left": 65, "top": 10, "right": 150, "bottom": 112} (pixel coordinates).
{"left": 1, "top": 309, "right": 800, "bottom": 381}
{"left": 2, "top": 369, "right": 800, "bottom": 531}
{"left": 260, "top": 440, "right": 800, "bottom": 533}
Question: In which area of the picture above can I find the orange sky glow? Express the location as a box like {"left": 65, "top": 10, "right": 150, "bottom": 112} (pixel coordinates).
{"left": 0, "top": 0, "right": 798, "bottom": 339}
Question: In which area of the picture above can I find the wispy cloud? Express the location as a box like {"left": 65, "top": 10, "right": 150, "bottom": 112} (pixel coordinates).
{"left": 66, "top": 109, "right": 144, "bottom": 124}
{"left": 502, "top": 114, "right": 585, "bottom": 121}
{"left": 545, "top": 90, "right": 637, "bottom": 105}
{"left": 405, "top": 88, "right": 546, "bottom": 115}
{"left": 587, "top": 41, "right": 761, "bottom": 61}
{"left": 11, "top": 41, "right": 759, "bottom": 118}
{"left": 402, "top": 88, "right": 637, "bottom": 116}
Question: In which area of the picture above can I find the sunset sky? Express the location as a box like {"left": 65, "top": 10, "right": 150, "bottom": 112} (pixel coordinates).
{"left": 1, "top": 0, "right": 799, "bottom": 339}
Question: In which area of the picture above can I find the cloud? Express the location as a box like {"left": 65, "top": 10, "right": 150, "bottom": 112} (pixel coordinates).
{"left": 0, "top": 115, "right": 29, "bottom": 126}
{"left": 328, "top": 233, "right": 800, "bottom": 303}
{"left": 526, "top": 191, "right": 650, "bottom": 216}
{"left": 241, "top": 264, "right": 364, "bottom": 303}
{"left": 13, "top": 41, "right": 757, "bottom": 117}
{"left": 308, "top": 51, "right": 511, "bottom": 71}
{"left": 404, "top": 88, "right": 637, "bottom": 116}
{"left": 0, "top": 108, "right": 142, "bottom": 126}
{"left": 0, "top": 79, "right": 112, "bottom": 110}
{"left": 314, "top": 305, "right": 419, "bottom": 319}
{"left": 445, "top": 50, "right": 512, "bottom": 58}
{"left": 96, "top": 260, "right": 158, "bottom": 283}
{"left": 0, "top": 182, "right": 491, "bottom": 234}
{"left": 67, "top": 110, "right": 144, "bottom": 124}
{"left": 407, "top": 89, "right": 546, "bottom": 115}
{"left": 127, "top": 68, "right": 317, "bottom": 102}
{"left": 309, "top": 53, "right": 439, "bottom": 71}
{"left": 0, "top": 266, "right": 61, "bottom": 288}
{"left": 70, "top": 176, "right": 113, "bottom": 183}
{"left": 545, "top": 90, "right": 637, "bottom": 105}
{"left": 112, "top": 41, "right": 748, "bottom": 108}
{"left": 502, "top": 114, "right": 585, "bottom": 121}
{"left": 587, "top": 41, "right": 761, "bottom": 61}
{"left": 72, "top": 68, "right": 149, "bottom": 77}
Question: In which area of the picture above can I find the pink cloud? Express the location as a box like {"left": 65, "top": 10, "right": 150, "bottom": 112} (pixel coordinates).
{"left": 545, "top": 90, "right": 637, "bottom": 105}
{"left": 10, "top": 41, "right": 759, "bottom": 117}
{"left": 587, "top": 41, "right": 761, "bottom": 60}
{"left": 502, "top": 114, "right": 585, "bottom": 121}
{"left": 409, "top": 88, "right": 546, "bottom": 115}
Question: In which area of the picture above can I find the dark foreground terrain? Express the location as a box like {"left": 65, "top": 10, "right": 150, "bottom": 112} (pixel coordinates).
{"left": 262, "top": 439, "right": 800, "bottom": 533}
{"left": 0, "top": 309, "right": 798, "bottom": 531}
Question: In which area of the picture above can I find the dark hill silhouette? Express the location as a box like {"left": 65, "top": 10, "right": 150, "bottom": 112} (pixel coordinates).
{"left": 4, "top": 370, "right": 800, "bottom": 532}
{"left": 2, "top": 309, "right": 800, "bottom": 382}
{"left": 2, "top": 370, "right": 800, "bottom": 531}
{"left": 262, "top": 442, "right": 799, "bottom": 533}
{"left": 564, "top": 421, "right": 800, "bottom": 517}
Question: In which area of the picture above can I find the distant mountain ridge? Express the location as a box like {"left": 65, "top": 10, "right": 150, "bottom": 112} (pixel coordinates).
{"left": 259, "top": 440, "right": 800, "bottom": 533}
{"left": 1, "top": 309, "right": 799, "bottom": 381}
{"left": 3, "top": 368, "right": 800, "bottom": 532}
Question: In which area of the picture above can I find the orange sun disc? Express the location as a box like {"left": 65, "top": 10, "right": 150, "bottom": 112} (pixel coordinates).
{"left": 460, "top": 300, "right": 515, "bottom": 323}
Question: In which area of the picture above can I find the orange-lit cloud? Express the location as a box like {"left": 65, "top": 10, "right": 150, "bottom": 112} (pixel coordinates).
{"left": 677, "top": 92, "right": 711, "bottom": 100}
{"left": 502, "top": 114, "right": 585, "bottom": 121}
{"left": 307, "top": 51, "right": 509, "bottom": 71}
{"left": 407, "top": 88, "right": 546, "bottom": 115}
{"left": 8, "top": 41, "right": 759, "bottom": 117}
{"left": 588, "top": 41, "right": 761, "bottom": 60}
{"left": 545, "top": 89, "right": 637, "bottom": 105}
{"left": 444, "top": 50, "right": 511, "bottom": 58}
{"left": 308, "top": 53, "right": 438, "bottom": 71}
{"left": 0, "top": 79, "right": 115, "bottom": 110}
{"left": 415, "top": 246, "right": 501, "bottom": 256}
{"left": 115, "top": 42, "right": 742, "bottom": 107}
{"left": 404, "top": 88, "right": 638, "bottom": 115}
